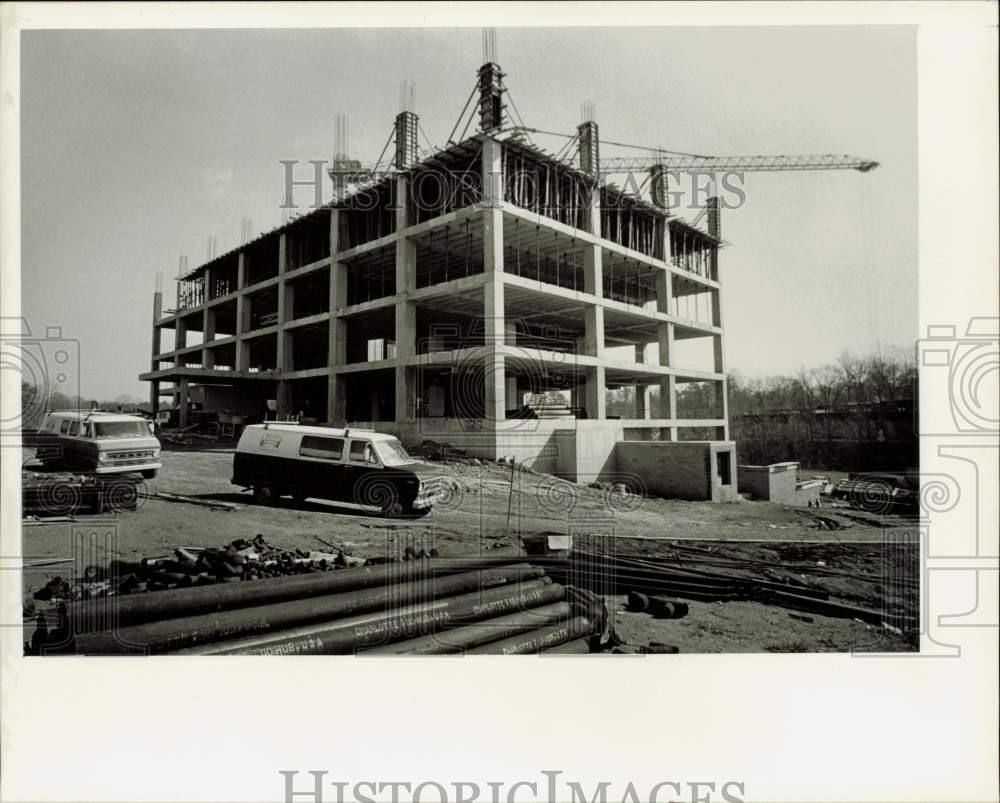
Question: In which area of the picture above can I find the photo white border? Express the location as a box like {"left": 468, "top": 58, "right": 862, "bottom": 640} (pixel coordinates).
{"left": 2, "top": 3, "right": 997, "bottom": 802}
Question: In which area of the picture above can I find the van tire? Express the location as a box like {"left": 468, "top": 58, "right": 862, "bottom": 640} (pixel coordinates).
{"left": 292, "top": 490, "right": 309, "bottom": 504}
{"left": 254, "top": 482, "right": 277, "bottom": 505}
{"left": 381, "top": 497, "right": 405, "bottom": 519}
{"left": 141, "top": 469, "right": 158, "bottom": 480}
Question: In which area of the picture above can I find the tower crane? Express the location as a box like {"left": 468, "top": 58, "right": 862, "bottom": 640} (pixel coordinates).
{"left": 533, "top": 118, "right": 881, "bottom": 235}
{"left": 596, "top": 154, "right": 879, "bottom": 174}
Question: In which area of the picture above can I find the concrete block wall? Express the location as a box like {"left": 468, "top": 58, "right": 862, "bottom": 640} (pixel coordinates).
{"left": 385, "top": 417, "right": 741, "bottom": 504}
{"left": 615, "top": 440, "right": 738, "bottom": 502}
{"left": 738, "top": 462, "right": 799, "bottom": 503}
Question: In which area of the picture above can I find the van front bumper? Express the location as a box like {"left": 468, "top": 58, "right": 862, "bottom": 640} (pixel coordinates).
{"left": 94, "top": 461, "right": 161, "bottom": 475}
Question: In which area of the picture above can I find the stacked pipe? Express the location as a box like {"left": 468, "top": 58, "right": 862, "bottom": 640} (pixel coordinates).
{"left": 558, "top": 552, "right": 902, "bottom": 628}
{"left": 33, "top": 554, "right": 605, "bottom": 656}
{"left": 832, "top": 478, "right": 918, "bottom": 514}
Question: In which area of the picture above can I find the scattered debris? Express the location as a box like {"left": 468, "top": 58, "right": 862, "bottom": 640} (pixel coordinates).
{"left": 640, "top": 642, "right": 680, "bottom": 654}
{"left": 138, "top": 491, "right": 237, "bottom": 511}
{"left": 22, "top": 471, "right": 140, "bottom": 517}
{"left": 410, "top": 440, "right": 469, "bottom": 462}
{"left": 26, "top": 534, "right": 393, "bottom": 604}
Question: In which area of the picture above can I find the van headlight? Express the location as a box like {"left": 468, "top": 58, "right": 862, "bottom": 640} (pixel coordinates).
{"left": 151, "top": 449, "right": 160, "bottom": 458}
{"left": 98, "top": 453, "right": 110, "bottom": 462}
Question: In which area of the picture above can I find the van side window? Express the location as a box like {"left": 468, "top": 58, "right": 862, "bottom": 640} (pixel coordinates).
{"left": 300, "top": 436, "right": 344, "bottom": 460}
{"left": 60, "top": 420, "right": 71, "bottom": 434}
{"left": 349, "top": 440, "right": 370, "bottom": 463}
{"left": 68, "top": 422, "right": 79, "bottom": 436}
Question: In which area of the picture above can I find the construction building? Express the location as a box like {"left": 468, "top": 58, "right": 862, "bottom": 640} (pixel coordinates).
{"left": 140, "top": 58, "right": 736, "bottom": 494}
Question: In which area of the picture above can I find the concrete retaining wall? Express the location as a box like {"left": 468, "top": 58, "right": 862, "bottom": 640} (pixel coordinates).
{"left": 615, "top": 440, "right": 738, "bottom": 502}
{"left": 381, "top": 417, "right": 739, "bottom": 502}
{"left": 738, "top": 462, "right": 799, "bottom": 503}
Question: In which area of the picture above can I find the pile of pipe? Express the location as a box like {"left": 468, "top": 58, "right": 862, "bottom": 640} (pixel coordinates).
{"left": 556, "top": 551, "right": 910, "bottom": 629}
{"left": 832, "top": 478, "right": 917, "bottom": 514}
{"left": 29, "top": 554, "right": 606, "bottom": 656}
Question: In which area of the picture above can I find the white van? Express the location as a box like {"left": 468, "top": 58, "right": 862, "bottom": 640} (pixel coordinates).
{"left": 35, "top": 411, "right": 162, "bottom": 478}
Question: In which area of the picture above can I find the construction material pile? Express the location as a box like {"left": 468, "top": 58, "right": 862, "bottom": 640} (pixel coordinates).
{"left": 561, "top": 549, "right": 916, "bottom": 633}
{"left": 22, "top": 471, "right": 140, "bottom": 517}
{"left": 831, "top": 477, "right": 918, "bottom": 514}
{"left": 27, "top": 554, "right": 605, "bottom": 656}
{"left": 29, "top": 535, "right": 372, "bottom": 604}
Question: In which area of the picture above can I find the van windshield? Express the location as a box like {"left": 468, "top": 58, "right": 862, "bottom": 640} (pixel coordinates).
{"left": 93, "top": 421, "right": 149, "bottom": 439}
{"left": 374, "top": 438, "right": 414, "bottom": 467}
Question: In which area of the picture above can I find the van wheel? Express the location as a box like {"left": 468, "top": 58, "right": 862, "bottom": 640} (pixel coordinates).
{"left": 381, "top": 498, "right": 405, "bottom": 519}
{"left": 254, "top": 482, "right": 276, "bottom": 505}
{"left": 292, "top": 490, "right": 308, "bottom": 504}
{"left": 141, "top": 469, "right": 158, "bottom": 480}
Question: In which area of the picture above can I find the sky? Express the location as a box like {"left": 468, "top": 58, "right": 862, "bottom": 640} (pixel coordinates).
{"left": 20, "top": 26, "right": 917, "bottom": 399}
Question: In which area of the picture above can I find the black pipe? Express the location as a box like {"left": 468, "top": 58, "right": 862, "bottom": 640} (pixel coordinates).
{"left": 174, "top": 579, "right": 565, "bottom": 655}
{"left": 466, "top": 616, "right": 592, "bottom": 655}
{"left": 541, "top": 637, "right": 591, "bottom": 655}
{"left": 65, "top": 555, "right": 536, "bottom": 631}
{"left": 364, "top": 602, "right": 573, "bottom": 655}
{"left": 71, "top": 565, "right": 544, "bottom": 655}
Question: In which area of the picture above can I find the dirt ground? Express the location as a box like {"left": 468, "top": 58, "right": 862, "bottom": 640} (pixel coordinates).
{"left": 20, "top": 446, "right": 920, "bottom": 654}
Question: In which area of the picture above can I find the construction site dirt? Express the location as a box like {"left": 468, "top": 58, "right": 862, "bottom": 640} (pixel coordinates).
{"left": 22, "top": 446, "right": 919, "bottom": 654}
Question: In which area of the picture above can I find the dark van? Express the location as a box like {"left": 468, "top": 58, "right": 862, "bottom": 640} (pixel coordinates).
{"left": 232, "top": 424, "right": 447, "bottom": 517}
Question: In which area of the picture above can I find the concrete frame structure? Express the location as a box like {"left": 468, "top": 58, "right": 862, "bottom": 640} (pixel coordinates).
{"left": 141, "top": 67, "right": 730, "bottom": 482}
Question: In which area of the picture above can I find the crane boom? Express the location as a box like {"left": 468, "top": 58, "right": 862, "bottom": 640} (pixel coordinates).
{"left": 600, "top": 154, "right": 879, "bottom": 173}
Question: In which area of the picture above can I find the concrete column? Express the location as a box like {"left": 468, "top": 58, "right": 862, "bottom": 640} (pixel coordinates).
{"left": 485, "top": 352, "right": 506, "bottom": 421}
{"left": 175, "top": 317, "right": 188, "bottom": 351}
{"left": 637, "top": 385, "right": 653, "bottom": 420}
{"left": 657, "top": 321, "right": 675, "bottom": 369}
{"left": 504, "top": 320, "right": 517, "bottom": 346}
{"left": 581, "top": 172, "right": 604, "bottom": 421}
{"left": 150, "top": 290, "right": 163, "bottom": 362}
{"left": 276, "top": 380, "right": 294, "bottom": 419}
{"left": 582, "top": 238, "right": 603, "bottom": 365}
{"left": 482, "top": 138, "right": 506, "bottom": 422}
{"left": 394, "top": 177, "right": 417, "bottom": 423}
{"left": 716, "top": 378, "right": 730, "bottom": 439}
{"left": 658, "top": 374, "right": 678, "bottom": 437}
{"left": 505, "top": 375, "right": 519, "bottom": 409}
{"left": 395, "top": 299, "right": 416, "bottom": 421}
{"left": 585, "top": 366, "right": 606, "bottom": 420}
{"left": 178, "top": 377, "right": 190, "bottom": 429}
{"left": 584, "top": 306, "right": 604, "bottom": 358}
{"left": 237, "top": 252, "right": 246, "bottom": 290}
{"left": 148, "top": 380, "right": 159, "bottom": 418}
{"left": 709, "top": 239, "right": 728, "bottom": 439}
{"left": 202, "top": 304, "right": 216, "bottom": 369}
{"left": 327, "top": 210, "right": 346, "bottom": 425}
{"left": 235, "top": 253, "right": 249, "bottom": 371}
{"left": 204, "top": 307, "right": 216, "bottom": 342}
{"left": 277, "top": 233, "right": 291, "bottom": 376}
{"left": 656, "top": 267, "right": 673, "bottom": 318}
